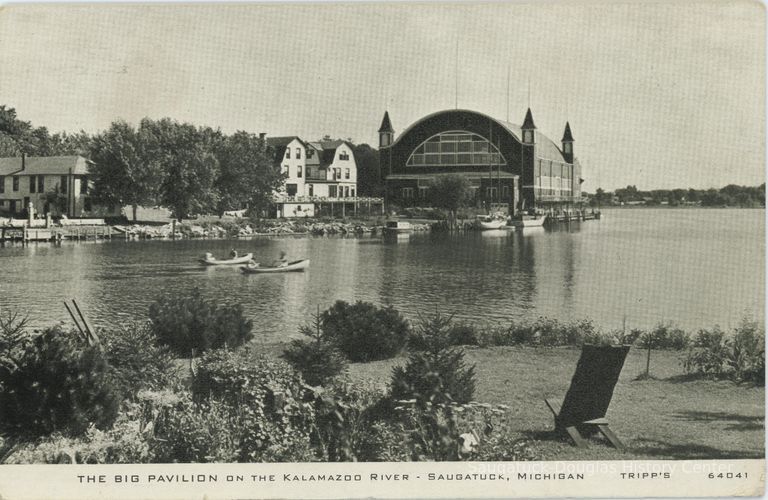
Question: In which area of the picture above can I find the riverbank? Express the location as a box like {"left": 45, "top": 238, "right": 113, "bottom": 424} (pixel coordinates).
{"left": 112, "top": 218, "right": 433, "bottom": 239}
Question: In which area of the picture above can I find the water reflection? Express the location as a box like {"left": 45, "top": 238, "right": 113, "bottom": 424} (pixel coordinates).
{"left": 0, "top": 209, "right": 763, "bottom": 341}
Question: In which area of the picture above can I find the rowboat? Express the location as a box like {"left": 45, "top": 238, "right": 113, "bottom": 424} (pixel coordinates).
{"left": 241, "top": 259, "right": 310, "bottom": 274}
{"left": 199, "top": 253, "right": 253, "bottom": 265}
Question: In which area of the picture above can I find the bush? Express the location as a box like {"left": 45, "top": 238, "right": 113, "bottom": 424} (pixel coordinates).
{"left": 321, "top": 301, "right": 410, "bottom": 362}
{"left": 683, "top": 327, "right": 729, "bottom": 377}
{"left": 101, "top": 321, "right": 177, "bottom": 398}
{"left": 149, "top": 289, "right": 253, "bottom": 356}
{"left": 684, "top": 320, "right": 765, "bottom": 385}
{"left": 310, "top": 381, "right": 390, "bottom": 461}
{"left": 0, "top": 326, "right": 119, "bottom": 440}
{"left": 151, "top": 396, "right": 241, "bottom": 463}
{"left": 392, "top": 314, "right": 476, "bottom": 406}
{"left": 727, "top": 319, "right": 765, "bottom": 384}
{"left": 639, "top": 323, "right": 690, "bottom": 350}
{"left": 448, "top": 322, "right": 479, "bottom": 346}
{"left": 283, "top": 314, "right": 348, "bottom": 386}
{"left": 191, "top": 348, "right": 315, "bottom": 461}
{"left": 8, "top": 405, "right": 152, "bottom": 464}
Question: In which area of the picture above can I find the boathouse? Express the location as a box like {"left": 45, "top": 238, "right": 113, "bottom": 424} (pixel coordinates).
{"left": 0, "top": 155, "right": 118, "bottom": 218}
{"left": 378, "top": 109, "right": 584, "bottom": 214}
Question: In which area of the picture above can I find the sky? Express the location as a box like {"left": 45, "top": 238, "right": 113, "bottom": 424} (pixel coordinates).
{"left": 0, "top": 1, "right": 764, "bottom": 191}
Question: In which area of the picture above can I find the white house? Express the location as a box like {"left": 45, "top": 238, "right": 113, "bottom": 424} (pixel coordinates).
{"left": 267, "top": 137, "right": 361, "bottom": 217}
{"left": 0, "top": 155, "right": 118, "bottom": 218}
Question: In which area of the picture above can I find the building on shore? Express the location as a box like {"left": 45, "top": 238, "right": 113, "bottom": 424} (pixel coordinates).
{"left": 377, "top": 109, "right": 584, "bottom": 214}
{"left": 267, "top": 136, "right": 382, "bottom": 218}
{"left": 0, "top": 155, "right": 118, "bottom": 218}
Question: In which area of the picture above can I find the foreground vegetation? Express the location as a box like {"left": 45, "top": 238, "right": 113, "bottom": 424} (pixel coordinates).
{"left": 0, "top": 296, "right": 763, "bottom": 463}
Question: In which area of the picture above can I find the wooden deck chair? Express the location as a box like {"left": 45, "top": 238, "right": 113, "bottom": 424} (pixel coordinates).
{"left": 545, "top": 344, "right": 630, "bottom": 450}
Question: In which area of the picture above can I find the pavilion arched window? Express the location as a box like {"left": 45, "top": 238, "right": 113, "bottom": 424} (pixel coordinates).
{"left": 406, "top": 131, "right": 505, "bottom": 167}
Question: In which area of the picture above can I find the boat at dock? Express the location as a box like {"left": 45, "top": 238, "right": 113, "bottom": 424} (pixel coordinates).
{"left": 384, "top": 220, "right": 413, "bottom": 234}
{"left": 241, "top": 259, "right": 309, "bottom": 273}
{"left": 199, "top": 253, "right": 254, "bottom": 265}
{"left": 509, "top": 214, "right": 547, "bottom": 228}
{"left": 476, "top": 215, "right": 508, "bottom": 230}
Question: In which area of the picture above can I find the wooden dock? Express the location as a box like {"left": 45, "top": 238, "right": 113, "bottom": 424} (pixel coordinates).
{"left": 1, "top": 225, "right": 114, "bottom": 242}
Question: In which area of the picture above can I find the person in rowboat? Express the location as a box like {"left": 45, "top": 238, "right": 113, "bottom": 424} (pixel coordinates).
{"left": 271, "top": 251, "right": 288, "bottom": 267}
{"left": 230, "top": 248, "right": 238, "bottom": 258}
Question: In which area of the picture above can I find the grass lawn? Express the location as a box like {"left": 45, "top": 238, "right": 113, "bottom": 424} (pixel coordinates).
{"left": 345, "top": 345, "right": 765, "bottom": 461}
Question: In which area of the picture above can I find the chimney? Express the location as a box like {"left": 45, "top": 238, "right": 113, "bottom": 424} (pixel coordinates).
{"left": 259, "top": 133, "right": 266, "bottom": 141}
{"left": 21, "top": 152, "right": 25, "bottom": 171}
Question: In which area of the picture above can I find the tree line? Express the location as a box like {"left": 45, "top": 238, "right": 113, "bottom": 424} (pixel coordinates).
{"left": 589, "top": 184, "right": 765, "bottom": 208}
{"left": 0, "top": 105, "right": 385, "bottom": 221}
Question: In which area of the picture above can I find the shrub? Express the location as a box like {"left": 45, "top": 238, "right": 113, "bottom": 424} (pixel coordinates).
{"left": 191, "top": 348, "right": 315, "bottom": 461}
{"left": 392, "top": 314, "right": 476, "bottom": 406}
{"left": 101, "top": 321, "right": 177, "bottom": 398}
{"left": 640, "top": 323, "right": 690, "bottom": 350}
{"left": 148, "top": 289, "right": 253, "bottom": 356}
{"left": 727, "top": 318, "right": 765, "bottom": 384}
{"left": 283, "top": 313, "right": 347, "bottom": 386}
{"left": 0, "top": 326, "right": 119, "bottom": 440}
{"left": 683, "top": 327, "right": 728, "bottom": 377}
{"left": 321, "top": 301, "right": 410, "bottom": 362}
{"left": 449, "top": 322, "right": 479, "bottom": 346}
{"left": 8, "top": 405, "right": 152, "bottom": 464}
{"left": 310, "top": 381, "right": 389, "bottom": 462}
{"left": 151, "top": 396, "right": 240, "bottom": 463}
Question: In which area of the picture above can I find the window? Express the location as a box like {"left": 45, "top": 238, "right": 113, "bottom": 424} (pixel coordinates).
{"left": 60, "top": 176, "right": 67, "bottom": 194}
{"left": 308, "top": 184, "right": 314, "bottom": 197}
{"left": 285, "top": 149, "right": 291, "bottom": 159}
{"left": 407, "top": 131, "right": 505, "bottom": 167}
{"left": 84, "top": 197, "right": 92, "bottom": 212}
{"left": 29, "top": 175, "right": 36, "bottom": 194}
{"left": 12, "top": 176, "right": 19, "bottom": 192}
{"left": 0, "top": 176, "right": 4, "bottom": 194}
{"left": 344, "top": 168, "right": 350, "bottom": 179}
{"left": 502, "top": 185, "right": 511, "bottom": 199}
{"left": 307, "top": 149, "right": 314, "bottom": 159}
{"left": 38, "top": 176, "right": 44, "bottom": 193}
{"left": 339, "top": 151, "right": 349, "bottom": 161}
{"left": 306, "top": 167, "right": 311, "bottom": 178}
{"left": 297, "top": 166, "right": 303, "bottom": 178}
{"left": 402, "top": 187, "right": 414, "bottom": 199}
{"left": 418, "top": 186, "right": 428, "bottom": 199}
{"left": 344, "top": 186, "right": 350, "bottom": 197}
{"left": 80, "top": 176, "right": 88, "bottom": 195}
{"left": 329, "top": 185, "right": 338, "bottom": 197}
{"left": 284, "top": 165, "right": 290, "bottom": 176}
{"left": 296, "top": 148, "right": 301, "bottom": 159}
{"left": 333, "top": 168, "right": 341, "bottom": 180}
{"left": 350, "top": 188, "right": 355, "bottom": 197}
{"left": 486, "top": 187, "right": 498, "bottom": 199}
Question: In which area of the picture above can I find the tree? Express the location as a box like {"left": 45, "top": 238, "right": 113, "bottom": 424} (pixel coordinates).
{"left": 42, "top": 185, "right": 68, "bottom": 216}
{"left": 428, "top": 174, "right": 472, "bottom": 218}
{"left": 145, "top": 119, "right": 220, "bottom": 221}
{"left": 214, "top": 130, "right": 285, "bottom": 215}
{"left": 593, "top": 187, "right": 606, "bottom": 207}
{"left": 352, "top": 144, "right": 383, "bottom": 196}
{"left": 88, "top": 120, "right": 161, "bottom": 221}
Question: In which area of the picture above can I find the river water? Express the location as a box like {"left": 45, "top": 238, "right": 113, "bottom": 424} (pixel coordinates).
{"left": 0, "top": 209, "right": 763, "bottom": 342}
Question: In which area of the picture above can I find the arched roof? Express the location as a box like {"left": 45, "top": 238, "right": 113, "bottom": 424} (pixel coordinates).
{"left": 393, "top": 109, "right": 567, "bottom": 163}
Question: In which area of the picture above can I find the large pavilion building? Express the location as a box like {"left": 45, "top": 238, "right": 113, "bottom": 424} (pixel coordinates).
{"left": 378, "top": 108, "right": 583, "bottom": 214}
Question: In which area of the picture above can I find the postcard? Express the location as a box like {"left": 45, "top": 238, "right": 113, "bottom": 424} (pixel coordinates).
{"left": 0, "top": 1, "right": 764, "bottom": 498}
